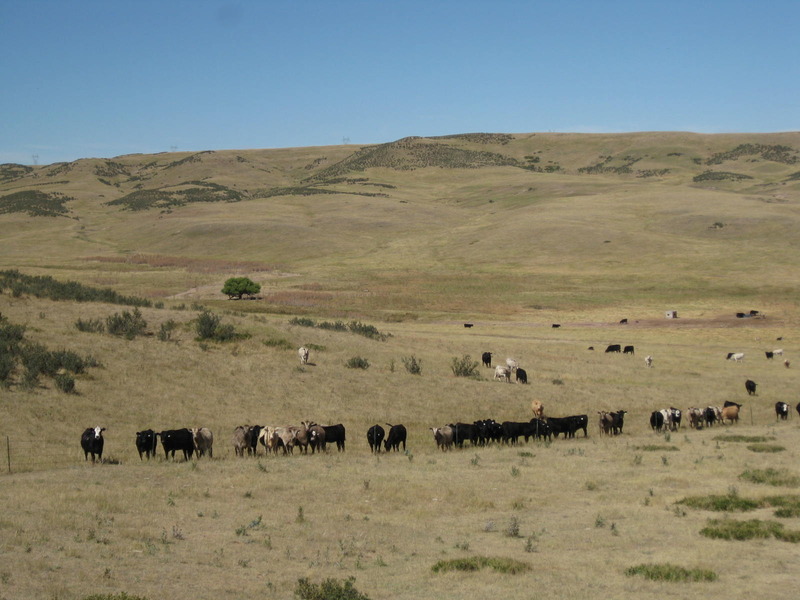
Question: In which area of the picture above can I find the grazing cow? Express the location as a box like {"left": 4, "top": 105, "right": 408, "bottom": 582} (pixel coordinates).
{"left": 745, "top": 379, "right": 757, "bottom": 395}
{"left": 619, "top": 318, "right": 628, "bottom": 324}
{"left": 159, "top": 428, "right": 194, "bottom": 461}
{"left": 765, "top": 351, "right": 774, "bottom": 359}
{"left": 773, "top": 349, "right": 784, "bottom": 356}
{"left": 191, "top": 427, "right": 214, "bottom": 458}
{"left": 298, "top": 346, "right": 310, "bottom": 365}
{"left": 81, "top": 426, "right": 105, "bottom": 463}
{"left": 431, "top": 426, "right": 454, "bottom": 451}
{"left": 135, "top": 429, "right": 158, "bottom": 460}
{"left": 384, "top": 423, "right": 407, "bottom": 452}
{"left": 587, "top": 346, "right": 594, "bottom": 351}
{"left": 644, "top": 355, "right": 653, "bottom": 368}
{"left": 463, "top": 323, "right": 473, "bottom": 328}
{"left": 448, "top": 422, "right": 478, "bottom": 447}
{"left": 515, "top": 367, "right": 528, "bottom": 384}
{"left": 721, "top": 402, "right": 741, "bottom": 425}
{"left": 605, "top": 344, "right": 621, "bottom": 353}
{"left": 785, "top": 359, "right": 791, "bottom": 368}
{"left": 367, "top": 425, "right": 385, "bottom": 453}
{"left": 493, "top": 365, "right": 511, "bottom": 382}
{"left": 623, "top": 345, "right": 635, "bottom": 355}
{"left": 650, "top": 411, "right": 664, "bottom": 432}
{"left": 531, "top": 400, "right": 544, "bottom": 419}
{"left": 481, "top": 352, "right": 493, "bottom": 368}
{"left": 727, "top": 352, "right": 745, "bottom": 362}
{"left": 775, "top": 402, "right": 789, "bottom": 421}
{"left": 322, "top": 424, "right": 346, "bottom": 451}
{"left": 505, "top": 358, "right": 518, "bottom": 372}
{"left": 552, "top": 323, "right": 561, "bottom": 328}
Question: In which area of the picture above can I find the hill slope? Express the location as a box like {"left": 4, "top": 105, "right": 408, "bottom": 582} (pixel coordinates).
{"left": 2, "top": 132, "right": 800, "bottom": 318}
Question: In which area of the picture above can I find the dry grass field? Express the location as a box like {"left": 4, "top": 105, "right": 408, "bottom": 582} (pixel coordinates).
{"left": 2, "top": 132, "right": 800, "bottom": 600}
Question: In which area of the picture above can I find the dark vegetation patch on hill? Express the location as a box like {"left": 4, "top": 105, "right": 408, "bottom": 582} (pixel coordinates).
{"left": 0, "top": 163, "right": 34, "bottom": 183}
{"left": 106, "top": 180, "right": 244, "bottom": 211}
{"left": 0, "top": 269, "right": 152, "bottom": 306}
{"left": 0, "top": 190, "right": 73, "bottom": 217}
{"left": 705, "top": 144, "right": 799, "bottom": 165}
{"left": 693, "top": 171, "right": 755, "bottom": 183}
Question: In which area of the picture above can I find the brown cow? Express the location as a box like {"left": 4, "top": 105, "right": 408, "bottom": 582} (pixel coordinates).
{"left": 531, "top": 400, "right": 544, "bottom": 419}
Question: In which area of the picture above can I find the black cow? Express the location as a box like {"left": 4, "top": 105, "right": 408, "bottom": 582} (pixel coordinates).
{"left": 745, "top": 379, "right": 757, "bottom": 395}
{"left": 247, "top": 425, "right": 263, "bottom": 456}
{"left": 384, "top": 423, "right": 407, "bottom": 452}
{"left": 81, "top": 426, "right": 105, "bottom": 463}
{"left": 623, "top": 345, "right": 635, "bottom": 355}
{"left": 529, "top": 418, "right": 552, "bottom": 441}
{"left": 447, "top": 422, "right": 478, "bottom": 447}
{"left": 481, "top": 352, "right": 493, "bottom": 368}
{"left": 704, "top": 407, "right": 717, "bottom": 428}
{"left": 619, "top": 318, "right": 628, "bottom": 324}
{"left": 796, "top": 402, "right": 800, "bottom": 419}
{"left": 367, "top": 425, "right": 385, "bottom": 453}
{"left": 516, "top": 367, "right": 528, "bottom": 384}
{"left": 669, "top": 407, "right": 682, "bottom": 430}
{"left": 501, "top": 421, "right": 526, "bottom": 444}
{"left": 776, "top": 402, "right": 789, "bottom": 421}
{"left": 552, "top": 323, "right": 561, "bottom": 328}
{"left": 650, "top": 411, "right": 664, "bottom": 432}
{"left": 765, "top": 351, "right": 774, "bottom": 359}
{"left": 135, "top": 429, "right": 158, "bottom": 460}
{"left": 605, "top": 344, "right": 621, "bottom": 353}
{"left": 474, "top": 419, "right": 503, "bottom": 444}
{"left": 322, "top": 424, "right": 346, "bottom": 451}
{"left": 463, "top": 323, "right": 473, "bottom": 328}
{"left": 159, "top": 428, "right": 194, "bottom": 461}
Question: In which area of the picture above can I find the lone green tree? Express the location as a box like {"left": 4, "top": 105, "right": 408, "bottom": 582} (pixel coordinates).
{"left": 221, "top": 277, "right": 261, "bottom": 299}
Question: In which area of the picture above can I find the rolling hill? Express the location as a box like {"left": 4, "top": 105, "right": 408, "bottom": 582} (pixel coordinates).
{"left": 2, "top": 131, "right": 800, "bottom": 319}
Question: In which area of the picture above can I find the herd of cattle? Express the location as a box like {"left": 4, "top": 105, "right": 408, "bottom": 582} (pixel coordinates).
{"left": 79, "top": 341, "right": 796, "bottom": 463}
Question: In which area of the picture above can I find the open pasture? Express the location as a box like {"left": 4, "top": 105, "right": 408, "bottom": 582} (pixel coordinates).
{"left": 1, "top": 292, "right": 800, "bottom": 600}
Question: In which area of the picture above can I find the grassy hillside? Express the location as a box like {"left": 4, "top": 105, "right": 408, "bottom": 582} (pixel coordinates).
{"left": 2, "top": 132, "right": 800, "bottom": 600}
{"left": 2, "top": 132, "right": 800, "bottom": 320}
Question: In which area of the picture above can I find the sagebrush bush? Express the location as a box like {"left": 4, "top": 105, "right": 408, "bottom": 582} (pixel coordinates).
{"left": 158, "top": 320, "right": 177, "bottom": 341}
{"left": 402, "top": 355, "right": 422, "bottom": 375}
{"left": 451, "top": 354, "right": 480, "bottom": 378}
{"left": 75, "top": 317, "right": 105, "bottom": 333}
{"left": 625, "top": 563, "right": 718, "bottom": 582}
{"left": 345, "top": 356, "right": 370, "bottom": 369}
{"left": 106, "top": 308, "right": 147, "bottom": 339}
{"left": 195, "top": 310, "right": 221, "bottom": 339}
{"left": 55, "top": 372, "right": 76, "bottom": 394}
{"left": 294, "top": 577, "right": 370, "bottom": 600}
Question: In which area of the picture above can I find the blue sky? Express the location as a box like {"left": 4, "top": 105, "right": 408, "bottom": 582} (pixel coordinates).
{"left": 2, "top": 0, "right": 798, "bottom": 165}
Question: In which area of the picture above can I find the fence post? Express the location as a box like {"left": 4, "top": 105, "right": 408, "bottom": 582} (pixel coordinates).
{"left": 6, "top": 436, "right": 10, "bottom": 474}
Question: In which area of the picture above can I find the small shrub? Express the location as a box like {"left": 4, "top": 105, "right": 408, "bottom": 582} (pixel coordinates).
{"left": 75, "top": 318, "right": 105, "bottom": 333}
{"left": 625, "top": 563, "right": 718, "bottom": 582}
{"left": 700, "top": 518, "right": 800, "bottom": 542}
{"left": 106, "top": 308, "right": 147, "bottom": 339}
{"left": 196, "top": 310, "right": 221, "bottom": 340}
{"left": 294, "top": 577, "right": 371, "bottom": 600}
{"left": 431, "top": 556, "right": 530, "bottom": 574}
{"left": 401, "top": 355, "right": 422, "bottom": 375}
{"left": 263, "top": 337, "right": 294, "bottom": 350}
{"left": 157, "top": 320, "right": 177, "bottom": 341}
{"left": 747, "top": 444, "right": 785, "bottom": 453}
{"left": 505, "top": 516, "right": 521, "bottom": 538}
{"left": 55, "top": 372, "right": 76, "bottom": 394}
{"left": 677, "top": 494, "right": 760, "bottom": 512}
{"left": 450, "top": 354, "right": 480, "bottom": 378}
{"left": 345, "top": 356, "right": 370, "bottom": 369}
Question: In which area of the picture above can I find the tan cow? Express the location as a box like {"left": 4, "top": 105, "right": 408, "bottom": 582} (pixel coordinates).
{"left": 430, "top": 426, "right": 454, "bottom": 451}
{"left": 191, "top": 427, "right": 214, "bottom": 458}
{"left": 494, "top": 365, "right": 511, "bottom": 382}
{"left": 721, "top": 403, "right": 741, "bottom": 424}
{"left": 232, "top": 425, "right": 249, "bottom": 457}
{"left": 531, "top": 400, "right": 544, "bottom": 419}
{"left": 298, "top": 346, "right": 310, "bottom": 365}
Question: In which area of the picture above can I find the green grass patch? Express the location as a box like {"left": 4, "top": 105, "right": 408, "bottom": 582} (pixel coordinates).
{"left": 747, "top": 444, "right": 785, "bottom": 453}
{"left": 713, "top": 435, "right": 774, "bottom": 443}
{"left": 634, "top": 445, "right": 680, "bottom": 452}
{"left": 625, "top": 563, "right": 718, "bottom": 583}
{"left": 739, "top": 468, "right": 800, "bottom": 487}
{"left": 700, "top": 519, "right": 800, "bottom": 542}
{"left": 676, "top": 494, "right": 760, "bottom": 512}
{"left": 431, "top": 556, "right": 530, "bottom": 575}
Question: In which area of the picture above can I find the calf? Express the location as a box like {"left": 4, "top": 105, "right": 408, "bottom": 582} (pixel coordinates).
{"left": 159, "top": 428, "right": 194, "bottom": 461}
{"left": 775, "top": 402, "right": 789, "bottom": 421}
{"left": 81, "top": 426, "right": 105, "bottom": 463}
{"left": 384, "top": 423, "right": 407, "bottom": 452}
{"left": 367, "top": 424, "right": 385, "bottom": 453}
{"left": 745, "top": 379, "right": 757, "bottom": 395}
{"left": 135, "top": 429, "right": 158, "bottom": 460}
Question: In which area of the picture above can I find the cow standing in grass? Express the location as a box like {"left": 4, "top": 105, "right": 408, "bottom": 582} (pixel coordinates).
{"left": 81, "top": 426, "right": 105, "bottom": 463}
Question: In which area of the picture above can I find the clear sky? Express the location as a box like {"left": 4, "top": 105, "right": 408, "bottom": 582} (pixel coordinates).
{"left": 2, "top": 0, "right": 798, "bottom": 165}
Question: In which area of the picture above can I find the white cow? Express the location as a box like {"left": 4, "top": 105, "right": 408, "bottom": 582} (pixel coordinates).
{"left": 644, "top": 355, "right": 653, "bottom": 368}
{"left": 494, "top": 365, "right": 511, "bottom": 382}
{"left": 505, "top": 358, "right": 518, "bottom": 372}
{"left": 298, "top": 346, "right": 310, "bottom": 365}
{"left": 726, "top": 352, "right": 744, "bottom": 362}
